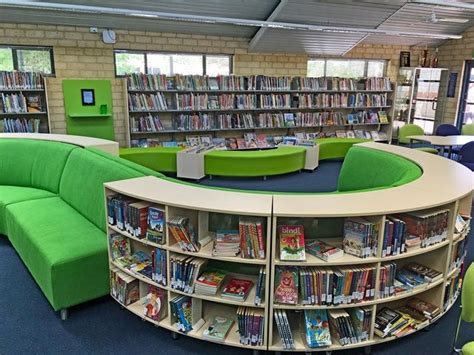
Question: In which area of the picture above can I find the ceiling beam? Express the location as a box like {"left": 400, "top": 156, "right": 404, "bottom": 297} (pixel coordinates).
{"left": 410, "top": 0, "right": 474, "bottom": 10}
{"left": 248, "top": 0, "right": 288, "bottom": 52}
{"left": 0, "top": 0, "right": 464, "bottom": 40}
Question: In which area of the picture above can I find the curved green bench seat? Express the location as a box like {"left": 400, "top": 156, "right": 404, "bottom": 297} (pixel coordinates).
{"left": 318, "top": 138, "right": 371, "bottom": 160}
{"left": 337, "top": 146, "right": 422, "bottom": 192}
{"left": 119, "top": 146, "right": 183, "bottom": 173}
{"left": 0, "top": 139, "right": 162, "bottom": 312}
{"left": 204, "top": 146, "right": 307, "bottom": 177}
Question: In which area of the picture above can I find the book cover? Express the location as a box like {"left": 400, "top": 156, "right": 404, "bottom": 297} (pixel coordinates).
{"left": 305, "top": 239, "right": 343, "bottom": 261}
{"left": 343, "top": 218, "right": 369, "bottom": 258}
{"left": 222, "top": 278, "right": 253, "bottom": 300}
{"left": 143, "top": 286, "right": 167, "bottom": 321}
{"left": 146, "top": 207, "right": 165, "bottom": 244}
{"left": 109, "top": 234, "right": 131, "bottom": 260}
{"left": 278, "top": 225, "right": 306, "bottom": 261}
{"left": 304, "top": 309, "right": 332, "bottom": 348}
{"left": 26, "top": 95, "right": 42, "bottom": 113}
{"left": 274, "top": 267, "right": 298, "bottom": 304}
{"left": 195, "top": 269, "right": 226, "bottom": 288}
{"left": 202, "top": 316, "right": 234, "bottom": 342}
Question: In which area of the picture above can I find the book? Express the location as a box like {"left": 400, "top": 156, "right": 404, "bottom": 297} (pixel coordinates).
{"left": 170, "top": 295, "right": 194, "bottom": 333}
{"left": 236, "top": 307, "right": 265, "bottom": 346}
{"left": 169, "top": 255, "right": 206, "bottom": 293}
{"left": 212, "top": 229, "right": 240, "bottom": 257}
{"left": 202, "top": 316, "right": 234, "bottom": 342}
{"left": 406, "top": 297, "right": 440, "bottom": 319}
{"left": 343, "top": 218, "right": 378, "bottom": 258}
{"left": 221, "top": 278, "right": 253, "bottom": 301}
{"left": 404, "top": 262, "right": 442, "bottom": 283}
{"left": 146, "top": 207, "right": 166, "bottom": 244}
{"left": 278, "top": 225, "right": 306, "bottom": 261}
{"left": 239, "top": 217, "right": 266, "bottom": 259}
{"left": 194, "top": 269, "right": 227, "bottom": 296}
{"left": 274, "top": 267, "right": 298, "bottom": 304}
{"left": 274, "top": 310, "right": 295, "bottom": 349}
{"left": 304, "top": 310, "right": 332, "bottom": 348}
{"left": 109, "top": 234, "right": 131, "bottom": 260}
{"left": 110, "top": 266, "right": 139, "bottom": 306}
{"left": 254, "top": 266, "right": 266, "bottom": 305}
{"left": 26, "top": 95, "right": 42, "bottom": 112}
{"left": 143, "top": 286, "right": 167, "bottom": 321}
{"left": 305, "top": 239, "right": 343, "bottom": 261}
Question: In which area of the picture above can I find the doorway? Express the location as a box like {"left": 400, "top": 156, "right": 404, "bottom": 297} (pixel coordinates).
{"left": 457, "top": 60, "right": 474, "bottom": 130}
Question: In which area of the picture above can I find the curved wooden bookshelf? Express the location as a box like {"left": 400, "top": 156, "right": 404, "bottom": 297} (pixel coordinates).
{"left": 104, "top": 142, "right": 472, "bottom": 352}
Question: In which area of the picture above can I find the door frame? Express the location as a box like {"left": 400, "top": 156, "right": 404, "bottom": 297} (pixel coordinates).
{"left": 456, "top": 59, "right": 474, "bottom": 130}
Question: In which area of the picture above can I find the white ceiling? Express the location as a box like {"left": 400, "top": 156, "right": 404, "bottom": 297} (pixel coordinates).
{"left": 0, "top": 0, "right": 473, "bottom": 55}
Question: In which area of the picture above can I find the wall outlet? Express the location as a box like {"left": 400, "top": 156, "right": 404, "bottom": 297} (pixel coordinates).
{"left": 89, "top": 27, "right": 98, "bottom": 33}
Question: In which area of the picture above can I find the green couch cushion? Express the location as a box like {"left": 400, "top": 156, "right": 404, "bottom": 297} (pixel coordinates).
{"left": 59, "top": 149, "right": 148, "bottom": 232}
{"left": 6, "top": 197, "right": 109, "bottom": 311}
{"left": 119, "top": 147, "right": 182, "bottom": 173}
{"left": 87, "top": 147, "right": 165, "bottom": 177}
{"left": 0, "top": 139, "right": 76, "bottom": 193}
{"left": 204, "top": 146, "right": 306, "bottom": 177}
{"left": 0, "top": 186, "right": 56, "bottom": 235}
{"left": 318, "top": 138, "right": 371, "bottom": 160}
{"left": 337, "top": 146, "right": 422, "bottom": 192}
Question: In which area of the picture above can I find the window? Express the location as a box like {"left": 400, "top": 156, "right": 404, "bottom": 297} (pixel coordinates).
{"left": 114, "top": 50, "right": 232, "bottom": 77}
{"left": 0, "top": 46, "right": 54, "bottom": 74}
{"left": 307, "top": 59, "right": 386, "bottom": 78}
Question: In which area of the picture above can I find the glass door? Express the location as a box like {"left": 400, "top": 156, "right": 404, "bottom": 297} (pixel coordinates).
{"left": 413, "top": 68, "right": 443, "bottom": 134}
{"left": 457, "top": 60, "right": 474, "bottom": 129}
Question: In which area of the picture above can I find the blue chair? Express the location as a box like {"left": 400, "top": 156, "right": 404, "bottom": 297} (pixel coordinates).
{"left": 458, "top": 141, "right": 474, "bottom": 171}
{"left": 435, "top": 123, "right": 460, "bottom": 136}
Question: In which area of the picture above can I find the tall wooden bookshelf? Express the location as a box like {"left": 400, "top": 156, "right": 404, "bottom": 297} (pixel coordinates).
{"left": 104, "top": 143, "right": 472, "bottom": 352}
{"left": 123, "top": 74, "right": 394, "bottom": 147}
{"left": 0, "top": 71, "right": 51, "bottom": 133}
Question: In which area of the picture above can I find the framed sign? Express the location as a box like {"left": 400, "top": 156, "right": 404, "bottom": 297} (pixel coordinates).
{"left": 400, "top": 51, "right": 411, "bottom": 67}
{"left": 447, "top": 72, "right": 458, "bottom": 98}
{"left": 81, "top": 89, "right": 95, "bottom": 106}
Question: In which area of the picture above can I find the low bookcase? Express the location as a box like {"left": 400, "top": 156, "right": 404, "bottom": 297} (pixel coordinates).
{"left": 105, "top": 176, "right": 272, "bottom": 350}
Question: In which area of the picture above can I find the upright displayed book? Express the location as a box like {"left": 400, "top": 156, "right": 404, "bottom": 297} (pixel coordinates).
{"left": 146, "top": 207, "right": 165, "bottom": 244}
{"left": 304, "top": 310, "right": 332, "bottom": 348}
{"left": 274, "top": 267, "right": 298, "bottom": 304}
{"left": 278, "top": 225, "right": 306, "bottom": 261}
{"left": 342, "top": 218, "right": 378, "bottom": 258}
{"left": 202, "top": 316, "right": 234, "bottom": 343}
{"left": 143, "top": 285, "right": 167, "bottom": 321}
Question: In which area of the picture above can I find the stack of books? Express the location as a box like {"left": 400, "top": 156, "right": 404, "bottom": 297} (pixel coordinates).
{"left": 194, "top": 269, "right": 226, "bottom": 296}
{"left": 274, "top": 310, "right": 295, "bottom": 350}
{"left": 342, "top": 218, "right": 379, "bottom": 258}
{"left": 142, "top": 285, "right": 167, "bottom": 321}
{"left": 236, "top": 307, "right": 265, "bottom": 346}
{"left": 450, "top": 238, "right": 467, "bottom": 271}
{"left": 169, "top": 256, "right": 206, "bottom": 294}
{"left": 328, "top": 307, "right": 372, "bottom": 345}
{"left": 151, "top": 248, "right": 167, "bottom": 286}
{"left": 202, "top": 316, "right": 234, "bottom": 343}
{"left": 115, "top": 251, "right": 153, "bottom": 279}
{"left": 382, "top": 217, "right": 407, "bottom": 256}
{"left": 0, "top": 71, "right": 44, "bottom": 89}
{"left": 110, "top": 266, "right": 139, "bottom": 306}
{"left": 396, "top": 209, "right": 449, "bottom": 248}
{"left": 406, "top": 297, "right": 440, "bottom": 320}
{"left": 239, "top": 217, "right": 266, "bottom": 259}
{"left": 375, "top": 302, "right": 431, "bottom": 338}
{"left": 168, "top": 216, "right": 200, "bottom": 252}
{"left": 212, "top": 230, "right": 240, "bottom": 257}
{"left": 254, "top": 267, "right": 266, "bottom": 306}
{"left": 305, "top": 239, "right": 343, "bottom": 261}
{"left": 170, "top": 296, "right": 194, "bottom": 333}
{"left": 221, "top": 277, "right": 253, "bottom": 301}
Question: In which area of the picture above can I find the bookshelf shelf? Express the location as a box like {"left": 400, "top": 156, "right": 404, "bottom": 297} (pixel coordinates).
{"left": 109, "top": 224, "right": 169, "bottom": 250}
{"left": 104, "top": 143, "right": 472, "bottom": 351}
{"left": 0, "top": 72, "right": 51, "bottom": 133}
{"left": 111, "top": 260, "right": 169, "bottom": 291}
{"left": 124, "top": 74, "right": 394, "bottom": 147}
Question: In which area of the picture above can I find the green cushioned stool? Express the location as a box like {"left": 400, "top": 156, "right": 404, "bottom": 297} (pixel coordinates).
{"left": 453, "top": 263, "right": 474, "bottom": 354}
{"left": 204, "top": 146, "right": 306, "bottom": 177}
{"left": 462, "top": 123, "right": 474, "bottom": 136}
{"left": 318, "top": 138, "right": 371, "bottom": 160}
{"left": 120, "top": 147, "right": 182, "bottom": 173}
{"left": 398, "top": 124, "right": 439, "bottom": 154}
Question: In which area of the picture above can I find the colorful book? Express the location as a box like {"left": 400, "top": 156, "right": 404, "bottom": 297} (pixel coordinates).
{"left": 146, "top": 207, "right": 165, "bottom": 244}
{"left": 143, "top": 286, "right": 167, "bottom": 321}
{"left": 305, "top": 239, "right": 343, "bottom": 261}
{"left": 278, "top": 225, "right": 306, "bottom": 261}
{"left": 202, "top": 316, "right": 234, "bottom": 342}
{"left": 274, "top": 267, "right": 298, "bottom": 304}
{"left": 109, "top": 234, "right": 131, "bottom": 260}
{"left": 304, "top": 310, "right": 332, "bottom": 348}
{"left": 221, "top": 278, "right": 253, "bottom": 301}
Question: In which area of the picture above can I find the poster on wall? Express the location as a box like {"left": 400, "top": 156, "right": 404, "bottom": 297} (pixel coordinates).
{"left": 447, "top": 72, "right": 458, "bottom": 98}
{"left": 400, "top": 51, "right": 411, "bottom": 67}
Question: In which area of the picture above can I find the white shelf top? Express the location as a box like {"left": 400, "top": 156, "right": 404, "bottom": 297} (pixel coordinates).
{"left": 0, "top": 133, "right": 119, "bottom": 155}
{"left": 273, "top": 142, "right": 473, "bottom": 217}
{"left": 408, "top": 135, "right": 474, "bottom": 147}
{"left": 105, "top": 176, "right": 273, "bottom": 216}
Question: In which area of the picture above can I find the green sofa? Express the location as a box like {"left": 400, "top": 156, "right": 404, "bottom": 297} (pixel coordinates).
{"left": 0, "top": 139, "right": 162, "bottom": 316}
{"left": 318, "top": 137, "right": 371, "bottom": 160}
{"left": 204, "top": 146, "right": 307, "bottom": 177}
{"left": 119, "top": 146, "right": 182, "bottom": 173}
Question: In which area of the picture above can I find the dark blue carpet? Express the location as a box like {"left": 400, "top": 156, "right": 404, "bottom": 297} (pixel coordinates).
{"left": 1, "top": 161, "right": 472, "bottom": 354}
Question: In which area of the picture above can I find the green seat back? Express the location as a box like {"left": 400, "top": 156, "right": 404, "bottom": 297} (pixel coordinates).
{"left": 462, "top": 263, "right": 474, "bottom": 323}
{"left": 317, "top": 138, "right": 371, "bottom": 160}
{"left": 87, "top": 147, "right": 164, "bottom": 177}
{"left": 398, "top": 124, "right": 424, "bottom": 144}
{"left": 337, "top": 146, "right": 422, "bottom": 192}
{"left": 462, "top": 124, "right": 474, "bottom": 136}
{"left": 0, "top": 139, "right": 76, "bottom": 193}
{"left": 59, "top": 149, "right": 150, "bottom": 232}
{"left": 119, "top": 147, "right": 182, "bottom": 173}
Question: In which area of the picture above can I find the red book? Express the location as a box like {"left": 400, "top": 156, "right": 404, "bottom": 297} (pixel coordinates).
{"left": 222, "top": 278, "right": 253, "bottom": 300}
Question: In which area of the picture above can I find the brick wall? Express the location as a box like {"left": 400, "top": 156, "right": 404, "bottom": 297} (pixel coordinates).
{"left": 437, "top": 26, "right": 474, "bottom": 125}
{"left": 0, "top": 22, "right": 427, "bottom": 145}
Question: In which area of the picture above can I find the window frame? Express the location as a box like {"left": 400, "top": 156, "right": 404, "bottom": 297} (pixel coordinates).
{"left": 114, "top": 49, "right": 233, "bottom": 77}
{"left": 0, "top": 45, "right": 55, "bottom": 76}
{"left": 307, "top": 58, "right": 387, "bottom": 78}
